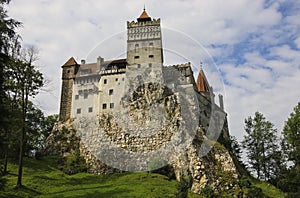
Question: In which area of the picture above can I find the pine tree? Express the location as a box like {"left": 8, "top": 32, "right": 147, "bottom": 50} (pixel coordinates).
{"left": 242, "top": 112, "right": 280, "bottom": 181}
{"left": 279, "top": 102, "right": 300, "bottom": 197}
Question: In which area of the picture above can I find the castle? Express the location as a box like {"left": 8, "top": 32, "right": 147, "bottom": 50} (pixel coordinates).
{"left": 59, "top": 8, "right": 226, "bottom": 134}
{"left": 55, "top": 9, "right": 241, "bottom": 194}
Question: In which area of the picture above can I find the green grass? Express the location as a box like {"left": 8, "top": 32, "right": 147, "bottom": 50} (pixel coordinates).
{"left": 250, "top": 178, "right": 286, "bottom": 198}
{"left": 0, "top": 156, "right": 286, "bottom": 198}
{"left": 0, "top": 156, "right": 178, "bottom": 198}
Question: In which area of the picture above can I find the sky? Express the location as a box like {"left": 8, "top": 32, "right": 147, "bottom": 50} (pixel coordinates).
{"left": 6, "top": 0, "right": 300, "bottom": 142}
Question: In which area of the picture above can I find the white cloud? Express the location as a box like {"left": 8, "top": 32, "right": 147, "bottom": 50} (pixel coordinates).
{"left": 295, "top": 37, "right": 300, "bottom": 49}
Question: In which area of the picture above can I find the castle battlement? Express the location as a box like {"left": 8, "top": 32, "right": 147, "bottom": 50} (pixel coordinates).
{"left": 127, "top": 18, "right": 160, "bottom": 28}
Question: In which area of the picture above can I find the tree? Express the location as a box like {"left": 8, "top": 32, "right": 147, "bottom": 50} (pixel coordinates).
{"left": 242, "top": 112, "right": 280, "bottom": 181}
{"left": 0, "top": 0, "right": 21, "bottom": 177}
{"left": 7, "top": 46, "right": 44, "bottom": 188}
{"left": 279, "top": 102, "right": 300, "bottom": 197}
{"left": 282, "top": 102, "right": 300, "bottom": 167}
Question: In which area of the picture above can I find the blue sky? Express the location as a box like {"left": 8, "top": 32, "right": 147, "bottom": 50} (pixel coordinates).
{"left": 7, "top": 0, "right": 300, "bottom": 141}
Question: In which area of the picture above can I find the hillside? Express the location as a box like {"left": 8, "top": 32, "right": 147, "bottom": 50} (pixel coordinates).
{"left": 0, "top": 156, "right": 285, "bottom": 197}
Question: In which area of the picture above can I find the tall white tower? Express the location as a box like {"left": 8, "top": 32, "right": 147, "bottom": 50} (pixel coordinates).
{"left": 126, "top": 8, "right": 163, "bottom": 80}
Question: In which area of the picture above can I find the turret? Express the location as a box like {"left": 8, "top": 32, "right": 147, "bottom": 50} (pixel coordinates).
{"left": 126, "top": 8, "right": 163, "bottom": 67}
{"left": 59, "top": 57, "right": 79, "bottom": 121}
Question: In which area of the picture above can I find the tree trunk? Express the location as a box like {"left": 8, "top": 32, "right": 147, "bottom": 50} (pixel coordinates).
{"left": 16, "top": 91, "right": 27, "bottom": 188}
{"left": 4, "top": 149, "right": 8, "bottom": 175}
{"left": 16, "top": 125, "right": 25, "bottom": 188}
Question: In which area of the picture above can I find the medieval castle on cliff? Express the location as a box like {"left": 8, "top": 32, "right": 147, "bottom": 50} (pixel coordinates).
{"left": 59, "top": 8, "right": 226, "bottom": 133}
{"left": 54, "top": 9, "right": 242, "bottom": 194}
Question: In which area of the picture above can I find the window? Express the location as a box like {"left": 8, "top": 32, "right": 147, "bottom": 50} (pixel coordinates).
{"left": 84, "top": 92, "right": 88, "bottom": 99}
{"left": 110, "top": 103, "right": 114, "bottom": 109}
{"left": 104, "top": 79, "right": 107, "bottom": 84}
{"left": 77, "top": 108, "right": 81, "bottom": 114}
{"left": 75, "top": 95, "right": 79, "bottom": 100}
{"left": 109, "top": 89, "right": 114, "bottom": 95}
{"left": 137, "top": 64, "right": 141, "bottom": 68}
{"left": 88, "top": 107, "right": 93, "bottom": 113}
{"left": 67, "top": 70, "right": 70, "bottom": 73}
{"left": 115, "top": 78, "right": 118, "bottom": 81}
{"left": 102, "top": 104, "right": 107, "bottom": 109}
{"left": 149, "top": 42, "right": 153, "bottom": 46}
{"left": 149, "top": 63, "right": 152, "bottom": 67}
{"left": 134, "top": 56, "right": 139, "bottom": 59}
{"left": 149, "top": 55, "right": 154, "bottom": 58}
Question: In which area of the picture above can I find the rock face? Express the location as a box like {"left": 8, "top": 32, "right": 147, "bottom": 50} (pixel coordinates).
{"left": 48, "top": 66, "right": 240, "bottom": 195}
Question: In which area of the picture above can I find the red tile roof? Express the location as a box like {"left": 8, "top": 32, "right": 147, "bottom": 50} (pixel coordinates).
{"left": 139, "top": 9, "right": 150, "bottom": 19}
{"left": 62, "top": 57, "right": 78, "bottom": 67}
{"left": 196, "top": 68, "right": 210, "bottom": 93}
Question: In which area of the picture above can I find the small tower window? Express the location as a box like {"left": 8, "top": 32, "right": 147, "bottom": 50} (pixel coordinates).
{"left": 102, "top": 104, "right": 107, "bottom": 109}
{"left": 149, "top": 55, "right": 154, "bottom": 58}
{"left": 77, "top": 108, "right": 81, "bottom": 114}
{"left": 104, "top": 79, "right": 107, "bottom": 84}
{"left": 149, "top": 63, "right": 152, "bottom": 67}
{"left": 134, "top": 56, "right": 140, "bottom": 59}
{"left": 110, "top": 103, "right": 114, "bottom": 109}
{"left": 137, "top": 64, "right": 141, "bottom": 68}
{"left": 75, "top": 95, "right": 79, "bottom": 100}
{"left": 84, "top": 92, "right": 88, "bottom": 99}
{"left": 88, "top": 107, "right": 93, "bottom": 113}
{"left": 109, "top": 89, "right": 114, "bottom": 95}
{"left": 115, "top": 78, "right": 118, "bottom": 81}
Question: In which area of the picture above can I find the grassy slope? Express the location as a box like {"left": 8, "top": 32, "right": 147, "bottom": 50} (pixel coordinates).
{"left": 0, "top": 156, "right": 178, "bottom": 198}
{"left": 0, "top": 156, "right": 285, "bottom": 198}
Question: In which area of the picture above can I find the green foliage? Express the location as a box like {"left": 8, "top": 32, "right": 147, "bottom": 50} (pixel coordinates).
{"left": 242, "top": 112, "right": 281, "bottom": 181}
{"left": 200, "top": 186, "right": 216, "bottom": 198}
{"left": 278, "top": 102, "right": 300, "bottom": 196}
{"left": 49, "top": 126, "right": 88, "bottom": 175}
{"left": 176, "top": 175, "right": 192, "bottom": 198}
{"left": 57, "top": 151, "right": 87, "bottom": 175}
{"left": 282, "top": 102, "right": 300, "bottom": 166}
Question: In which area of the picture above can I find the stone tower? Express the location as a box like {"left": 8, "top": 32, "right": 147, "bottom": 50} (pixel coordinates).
{"left": 126, "top": 8, "right": 163, "bottom": 84}
{"left": 59, "top": 57, "right": 79, "bottom": 121}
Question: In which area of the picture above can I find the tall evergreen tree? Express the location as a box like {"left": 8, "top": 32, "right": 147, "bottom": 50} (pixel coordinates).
{"left": 279, "top": 102, "right": 300, "bottom": 197}
{"left": 242, "top": 112, "right": 280, "bottom": 181}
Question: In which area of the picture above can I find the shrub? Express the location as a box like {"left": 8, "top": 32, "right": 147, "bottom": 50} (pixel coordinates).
{"left": 57, "top": 151, "right": 87, "bottom": 175}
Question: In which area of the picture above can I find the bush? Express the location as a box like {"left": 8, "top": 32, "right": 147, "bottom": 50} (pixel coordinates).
{"left": 57, "top": 151, "right": 87, "bottom": 175}
{"left": 247, "top": 186, "right": 263, "bottom": 198}
{"left": 176, "top": 175, "right": 192, "bottom": 198}
{"left": 200, "top": 186, "right": 217, "bottom": 198}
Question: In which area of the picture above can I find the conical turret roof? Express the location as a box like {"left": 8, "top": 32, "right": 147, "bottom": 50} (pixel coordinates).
{"left": 62, "top": 57, "right": 78, "bottom": 67}
{"left": 196, "top": 67, "right": 210, "bottom": 93}
{"left": 137, "top": 7, "right": 151, "bottom": 22}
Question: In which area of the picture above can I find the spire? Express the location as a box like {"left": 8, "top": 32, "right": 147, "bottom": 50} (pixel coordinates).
{"left": 137, "top": 6, "right": 151, "bottom": 22}
{"left": 196, "top": 65, "right": 210, "bottom": 93}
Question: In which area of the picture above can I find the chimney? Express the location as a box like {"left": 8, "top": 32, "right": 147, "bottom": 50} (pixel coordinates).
{"left": 97, "top": 56, "right": 104, "bottom": 67}
{"left": 81, "top": 59, "right": 85, "bottom": 64}
{"left": 219, "top": 94, "right": 224, "bottom": 110}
